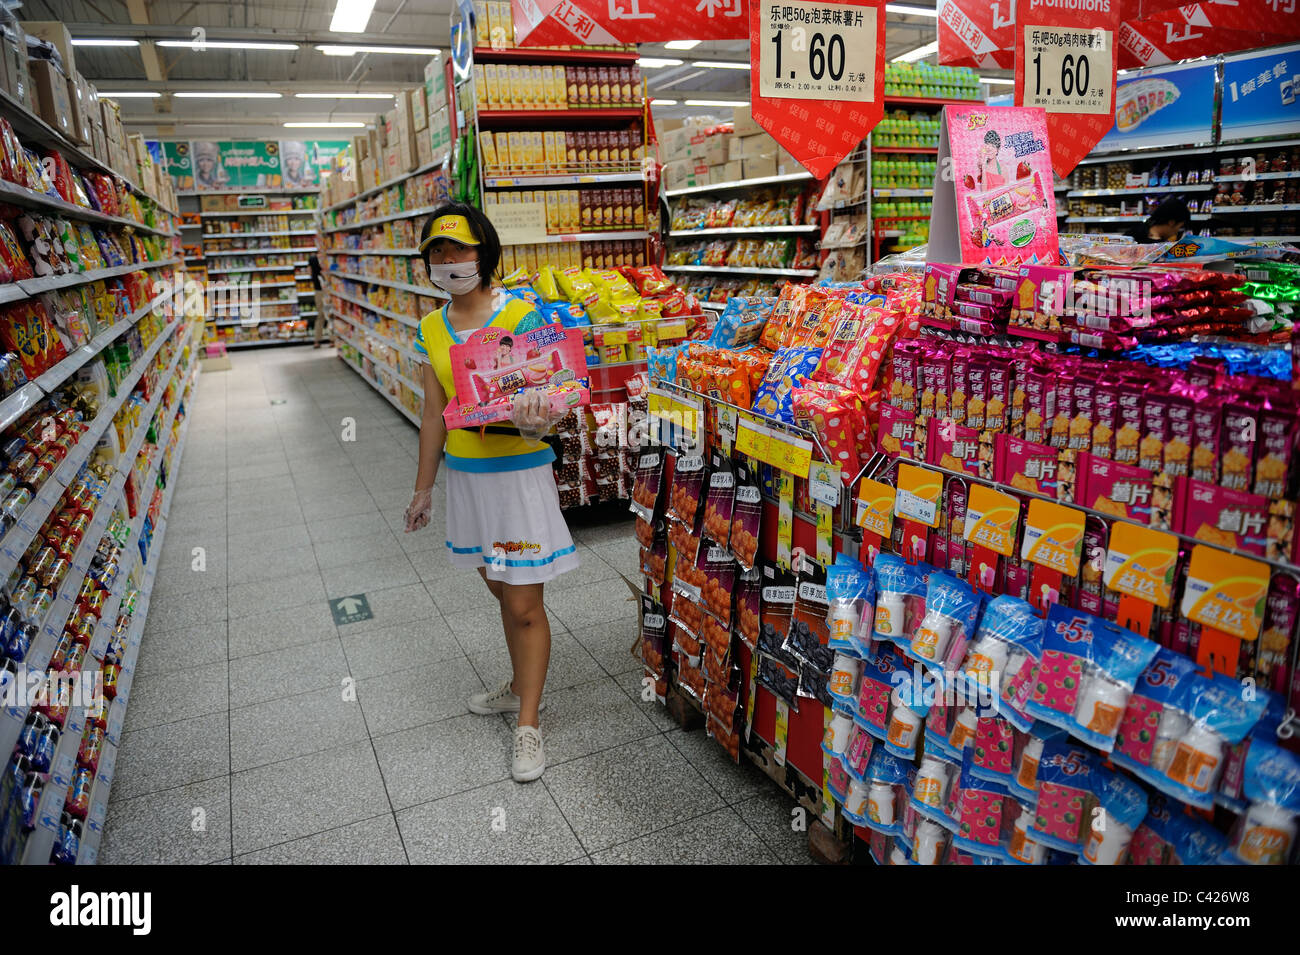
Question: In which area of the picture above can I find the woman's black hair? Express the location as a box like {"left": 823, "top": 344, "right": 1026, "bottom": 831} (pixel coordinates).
{"left": 983, "top": 129, "right": 1001, "bottom": 148}
{"left": 420, "top": 201, "right": 501, "bottom": 290}
{"left": 499, "top": 335, "right": 513, "bottom": 347}
{"left": 1150, "top": 196, "right": 1190, "bottom": 227}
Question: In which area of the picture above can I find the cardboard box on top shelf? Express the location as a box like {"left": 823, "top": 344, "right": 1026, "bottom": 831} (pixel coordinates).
{"left": 0, "top": 15, "right": 29, "bottom": 109}
{"left": 65, "top": 71, "right": 94, "bottom": 146}
{"left": 396, "top": 129, "right": 418, "bottom": 174}
{"left": 741, "top": 154, "right": 777, "bottom": 179}
{"left": 353, "top": 133, "right": 369, "bottom": 163}
{"left": 663, "top": 158, "right": 711, "bottom": 191}
{"left": 28, "top": 59, "right": 73, "bottom": 136}
{"left": 717, "top": 160, "right": 742, "bottom": 184}
{"left": 732, "top": 106, "right": 763, "bottom": 138}
{"left": 20, "top": 21, "right": 75, "bottom": 78}
{"left": 90, "top": 116, "right": 106, "bottom": 165}
{"left": 410, "top": 87, "right": 428, "bottom": 131}
{"left": 393, "top": 91, "right": 414, "bottom": 139}
{"left": 416, "top": 130, "right": 433, "bottom": 167}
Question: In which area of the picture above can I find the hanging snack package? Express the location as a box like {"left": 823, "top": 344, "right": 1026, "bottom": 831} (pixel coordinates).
{"left": 1028, "top": 739, "right": 1100, "bottom": 855}
{"left": 882, "top": 665, "right": 931, "bottom": 761}
{"left": 639, "top": 594, "right": 668, "bottom": 679}
{"left": 782, "top": 559, "right": 834, "bottom": 673}
{"left": 728, "top": 459, "right": 762, "bottom": 571}
{"left": 697, "top": 543, "right": 736, "bottom": 626}
{"left": 1079, "top": 766, "right": 1149, "bottom": 865}
{"left": 1025, "top": 604, "right": 1159, "bottom": 752}
{"left": 667, "top": 509, "right": 702, "bottom": 569}
{"left": 757, "top": 653, "right": 801, "bottom": 711}
{"left": 853, "top": 746, "right": 912, "bottom": 834}
{"left": 701, "top": 451, "right": 735, "bottom": 547}
{"left": 640, "top": 534, "right": 667, "bottom": 587}
{"left": 856, "top": 641, "right": 908, "bottom": 737}
{"left": 1110, "top": 647, "right": 1201, "bottom": 782}
{"left": 970, "top": 713, "right": 1020, "bottom": 784}
{"left": 907, "top": 571, "right": 981, "bottom": 675}
{"left": 734, "top": 566, "right": 761, "bottom": 650}
{"left": 758, "top": 560, "right": 802, "bottom": 668}
{"left": 701, "top": 612, "right": 732, "bottom": 674}
{"left": 629, "top": 447, "right": 665, "bottom": 523}
{"left": 825, "top": 554, "right": 873, "bottom": 654}
{"left": 751, "top": 347, "right": 824, "bottom": 424}
{"left": 1128, "top": 794, "right": 1228, "bottom": 866}
{"left": 956, "top": 594, "right": 1044, "bottom": 733}
{"left": 952, "top": 748, "right": 1014, "bottom": 861}
{"left": 1222, "top": 737, "right": 1300, "bottom": 865}
{"left": 634, "top": 514, "right": 658, "bottom": 550}
{"left": 670, "top": 540, "right": 708, "bottom": 639}
{"left": 872, "top": 553, "right": 929, "bottom": 647}
{"left": 665, "top": 451, "right": 706, "bottom": 527}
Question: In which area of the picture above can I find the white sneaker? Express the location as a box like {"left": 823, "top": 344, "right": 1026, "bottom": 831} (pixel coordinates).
{"left": 512, "top": 725, "right": 546, "bottom": 782}
{"left": 468, "top": 680, "right": 546, "bottom": 715}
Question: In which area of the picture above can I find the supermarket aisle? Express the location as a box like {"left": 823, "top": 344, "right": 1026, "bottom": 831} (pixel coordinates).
{"left": 98, "top": 347, "right": 807, "bottom": 865}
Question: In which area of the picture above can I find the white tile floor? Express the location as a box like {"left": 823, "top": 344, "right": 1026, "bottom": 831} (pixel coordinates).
{"left": 101, "top": 345, "right": 810, "bottom": 865}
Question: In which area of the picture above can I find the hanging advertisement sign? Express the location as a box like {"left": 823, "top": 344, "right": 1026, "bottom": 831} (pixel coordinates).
{"left": 510, "top": 0, "right": 748, "bottom": 46}
{"left": 1221, "top": 42, "right": 1300, "bottom": 142}
{"left": 190, "top": 140, "right": 282, "bottom": 191}
{"left": 937, "top": 0, "right": 1015, "bottom": 70}
{"left": 160, "top": 141, "right": 193, "bottom": 192}
{"left": 748, "top": 0, "right": 887, "bottom": 179}
{"left": 1094, "top": 59, "right": 1217, "bottom": 152}
{"left": 279, "top": 140, "right": 351, "bottom": 189}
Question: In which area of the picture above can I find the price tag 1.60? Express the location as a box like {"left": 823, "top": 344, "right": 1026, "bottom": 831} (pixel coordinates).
{"left": 759, "top": 0, "right": 878, "bottom": 102}
{"left": 1022, "top": 25, "right": 1114, "bottom": 116}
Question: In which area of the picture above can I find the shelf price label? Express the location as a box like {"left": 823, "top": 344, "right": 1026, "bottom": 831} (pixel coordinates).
{"left": 894, "top": 463, "right": 942, "bottom": 528}
{"left": 962, "top": 484, "right": 1019, "bottom": 557}
{"left": 1020, "top": 498, "right": 1085, "bottom": 576}
{"left": 1181, "top": 545, "right": 1268, "bottom": 643}
{"left": 855, "top": 478, "right": 896, "bottom": 538}
{"left": 759, "top": 0, "right": 878, "bottom": 102}
{"left": 1103, "top": 523, "right": 1178, "bottom": 609}
{"left": 1022, "top": 26, "right": 1113, "bottom": 116}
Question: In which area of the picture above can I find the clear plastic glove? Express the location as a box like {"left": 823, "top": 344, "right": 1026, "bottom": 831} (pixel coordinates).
{"left": 404, "top": 487, "right": 433, "bottom": 533}
{"left": 511, "top": 389, "right": 563, "bottom": 443}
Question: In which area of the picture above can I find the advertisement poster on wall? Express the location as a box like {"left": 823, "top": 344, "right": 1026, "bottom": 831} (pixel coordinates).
{"left": 161, "top": 141, "right": 194, "bottom": 191}
{"left": 279, "top": 141, "right": 350, "bottom": 189}
{"left": 190, "top": 141, "right": 283, "bottom": 191}
{"left": 1095, "top": 59, "right": 1217, "bottom": 153}
{"left": 1221, "top": 43, "right": 1300, "bottom": 142}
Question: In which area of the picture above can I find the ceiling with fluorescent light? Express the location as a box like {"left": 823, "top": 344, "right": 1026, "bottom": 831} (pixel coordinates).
{"left": 35, "top": 0, "right": 995, "bottom": 134}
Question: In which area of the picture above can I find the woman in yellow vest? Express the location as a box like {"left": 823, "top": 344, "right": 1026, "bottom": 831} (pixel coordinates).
{"left": 403, "top": 203, "right": 579, "bottom": 782}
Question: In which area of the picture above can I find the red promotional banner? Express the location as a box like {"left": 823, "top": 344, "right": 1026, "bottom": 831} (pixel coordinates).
{"left": 1117, "top": 2, "right": 1300, "bottom": 68}
{"left": 1014, "top": 0, "right": 1119, "bottom": 178}
{"left": 748, "top": 0, "right": 888, "bottom": 179}
{"left": 937, "top": 0, "right": 1016, "bottom": 69}
{"left": 510, "top": 0, "right": 749, "bottom": 46}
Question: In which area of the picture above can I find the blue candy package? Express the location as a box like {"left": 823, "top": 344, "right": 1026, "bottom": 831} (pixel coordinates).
{"left": 872, "top": 553, "right": 929, "bottom": 646}
{"left": 749, "top": 346, "right": 822, "bottom": 423}
{"left": 1217, "top": 691, "right": 1289, "bottom": 812}
{"left": 850, "top": 746, "right": 912, "bottom": 836}
{"left": 1079, "top": 765, "right": 1148, "bottom": 865}
{"left": 882, "top": 665, "right": 931, "bottom": 760}
{"left": 646, "top": 345, "right": 680, "bottom": 384}
{"left": 1025, "top": 604, "right": 1159, "bottom": 752}
{"left": 952, "top": 748, "right": 1014, "bottom": 861}
{"left": 1222, "top": 736, "right": 1300, "bottom": 865}
{"left": 907, "top": 571, "right": 981, "bottom": 674}
{"left": 1109, "top": 647, "right": 1201, "bottom": 783}
{"left": 707, "top": 296, "right": 776, "bottom": 349}
{"left": 825, "top": 554, "right": 873, "bottom": 655}
{"left": 1028, "top": 738, "right": 1101, "bottom": 854}
{"left": 957, "top": 594, "right": 1045, "bottom": 733}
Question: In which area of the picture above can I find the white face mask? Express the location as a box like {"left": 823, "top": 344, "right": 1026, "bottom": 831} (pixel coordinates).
{"left": 427, "top": 260, "right": 481, "bottom": 295}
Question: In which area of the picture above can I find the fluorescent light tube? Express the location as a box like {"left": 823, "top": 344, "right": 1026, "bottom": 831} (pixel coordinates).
{"left": 173, "top": 91, "right": 283, "bottom": 98}
{"left": 331, "top": 0, "right": 377, "bottom": 33}
{"left": 891, "top": 40, "right": 939, "bottom": 62}
{"left": 691, "top": 60, "right": 750, "bottom": 70}
{"left": 71, "top": 38, "right": 140, "bottom": 46}
{"left": 638, "top": 57, "right": 683, "bottom": 68}
{"left": 99, "top": 91, "right": 161, "bottom": 98}
{"left": 664, "top": 40, "right": 701, "bottom": 50}
{"left": 685, "top": 99, "right": 749, "bottom": 107}
{"left": 156, "top": 40, "right": 300, "bottom": 50}
{"left": 284, "top": 121, "right": 366, "bottom": 128}
{"left": 316, "top": 44, "right": 440, "bottom": 55}
{"left": 294, "top": 92, "right": 396, "bottom": 98}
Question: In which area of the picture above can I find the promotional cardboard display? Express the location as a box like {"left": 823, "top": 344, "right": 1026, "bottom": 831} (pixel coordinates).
{"left": 441, "top": 323, "right": 590, "bottom": 431}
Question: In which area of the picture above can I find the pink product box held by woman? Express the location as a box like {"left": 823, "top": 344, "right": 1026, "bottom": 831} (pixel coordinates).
{"left": 442, "top": 324, "right": 590, "bottom": 431}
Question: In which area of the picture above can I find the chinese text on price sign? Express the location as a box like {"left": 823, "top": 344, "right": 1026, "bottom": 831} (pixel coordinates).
{"left": 759, "top": 0, "right": 878, "bottom": 101}
{"left": 1022, "top": 25, "right": 1114, "bottom": 115}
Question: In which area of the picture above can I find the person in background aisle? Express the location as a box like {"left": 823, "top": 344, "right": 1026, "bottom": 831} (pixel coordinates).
{"left": 1126, "top": 197, "right": 1191, "bottom": 243}
{"left": 403, "top": 202, "right": 579, "bottom": 783}
{"left": 311, "top": 217, "right": 331, "bottom": 348}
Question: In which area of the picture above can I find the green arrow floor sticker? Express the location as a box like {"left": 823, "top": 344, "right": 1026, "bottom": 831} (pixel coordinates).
{"left": 330, "top": 593, "right": 373, "bottom": 625}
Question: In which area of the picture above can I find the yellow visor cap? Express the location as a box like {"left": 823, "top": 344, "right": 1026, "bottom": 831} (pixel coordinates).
{"left": 421, "top": 215, "right": 480, "bottom": 250}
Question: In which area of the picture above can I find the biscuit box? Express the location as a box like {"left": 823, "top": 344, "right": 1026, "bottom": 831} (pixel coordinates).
{"left": 442, "top": 323, "right": 590, "bottom": 431}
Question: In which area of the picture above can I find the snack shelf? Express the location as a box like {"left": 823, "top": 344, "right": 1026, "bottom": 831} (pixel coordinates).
{"left": 477, "top": 108, "right": 643, "bottom": 126}
{"left": 1083, "top": 137, "right": 1300, "bottom": 164}
{"left": 293, "top": 260, "right": 310, "bottom": 266}
{"left": 330, "top": 289, "right": 420, "bottom": 328}
{"left": 338, "top": 353, "right": 422, "bottom": 427}
{"left": 77, "top": 404, "right": 195, "bottom": 865}
{"left": 667, "top": 225, "right": 820, "bottom": 237}
{"left": 179, "top": 223, "right": 202, "bottom": 229}
{"left": 331, "top": 270, "right": 449, "bottom": 298}
{"left": 1066, "top": 184, "right": 1216, "bottom": 197}
{"left": 201, "top": 230, "right": 315, "bottom": 239}
{"left": 297, "top": 290, "right": 318, "bottom": 298}
{"left": 300, "top": 311, "right": 317, "bottom": 318}
{"left": 213, "top": 318, "right": 309, "bottom": 328}
{"left": 700, "top": 300, "right": 727, "bottom": 310}
{"left": 177, "top": 188, "right": 320, "bottom": 196}
{"left": 1217, "top": 171, "right": 1300, "bottom": 182}
{"left": 11, "top": 257, "right": 182, "bottom": 297}
{"left": 207, "top": 301, "right": 299, "bottom": 314}
{"left": 500, "top": 229, "right": 650, "bottom": 246}
{"left": 335, "top": 319, "right": 422, "bottom": 364}
{"left": 871, "top": 146, "right": 938, "bottom": 154}
{"left": 1067, "top": 214, "right": 1214, "bottom": 222}
{"left": 200, "top": 208, "right": 321, "bottom": 218}
{"left": 882, "top": 94, "right": 981, "bottom": 107}
{"left": 335, "top": 330, "right": 425, "bottom": 396}
{"left": 329, "top": 247, "right": 422, "bottom": 257}
{"left": 203, "top": 249, "right": 309, "bottom": 259}
{"left": 663, "top": 171, "right": 814, "bottom": 198}
{"left": 182, "top": 256, "right": 205, "bottom": 263}
{"left": 223, "top": 338, "right": 314, "bottom": 349}
{"left": 662, "top": 264, "right": 818, "bottom": 278}
{"left": 0, "top": 89, "right": 178, "bottom": 218}
{"left": 34, "top": 287, "right": 175, "bottom": 394}
{"left": 1211, "top": 204, "right": 1300, "bottom": 214}
{"left": 0, "top": 177, "right": 179, "bottom": 238}
{"left": 872, "top": 188, "right": 932, "bottom": 198}
{"left": 205, "top": 265, "right": 297, "bottom": 276}
{"left": 471, "top": 46, "right": 637, "bottom": 64}
{"left": 0, "top": 382, "right": 44, "bottom": 433}
{"left": 324, "top": 204, "right": 441, "bottom": 233}
{"left": 483, "top": 172, "right": 643, "bottom": 188}
{"left": 322, "top": 159, "right": 447, "bottom": 213}
{"left": 208, "top": 280, "right": 297, "bottom": 291}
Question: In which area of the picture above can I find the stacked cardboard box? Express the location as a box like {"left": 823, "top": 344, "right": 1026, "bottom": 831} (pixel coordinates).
{"left": 659, "top": 123, "right": 733, "bottom": 191}
{"left": 729, "top": 106, "right": 802, "bottom": 179}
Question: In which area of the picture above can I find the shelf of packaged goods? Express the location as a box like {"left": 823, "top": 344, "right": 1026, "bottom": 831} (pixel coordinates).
{"left": 182, "top": 256, "right": 205, "bottom": 263}
{"left": 325, "top": 204, "right": 441, "bottom": 233}
{"left": 0, "top": 89, "right": 178, "bottom": 219}
{"left": 205, "top": 265, "right": 300, "bottom": 276}
{"left": 1217, "top": 170, "right": 1300, "bottom": 182}
{"left": 871, "top": 146, "right": 938, "bottom": 154}
{"left": 663, "top": 171, "right": 813, "bottom": 198}
{"left": 208, "top": 281, "right": 298, "bottom": 292}
{"left": 499, "top": 229, "right": 649, "bottom": 246}
{"left": 34, "top": 288, "right": 174, "bottom": 395}
{"left": 1244, "top": 235, "right": 1300, "bottom": 243}
{"left": 300, "top": 311, "right": 318, "bottom": 319}
{"left": 214, "top": 317, "right": 309, "bottom": 328}
{"left": 199, "top": 209, "right": 320, "bottom": 218}
{"left": 483, "top": 171, "right": 644, "bottom": 188}
{"left": 202, "top": 250, "right": 303, "bottom": 259}
{"left": 1066, "top": 184, "right": 1216, "bottom": 197}
{"left": 477, "top": 108, "right": 643, "bottom": 127}
{"left": 335, "top": 331, "right": 425, "bottom": 397}
{"left": 1211, "top": 203, "right": 1300, "bottom": 214}
{"left": 1067, "top": 214, "right": 1214, "bottom": 222}
{"left": 882, "top": 94, "right": 981, "bottom": 107}
{"left": 179, "top": 222, "right": 202, "bottom": 229}
{"left": 9, "top": 258, "right": 181, "bottom": 298}
{"left": 0, "top": 177, "right": 178, "bottom": 238}
{"left": 667, "top": 225, "right": 819, "bottom": 237}
{"left": 293, "top": 260, "right": 310, "bottom": 266}
{"left": 297, "top": 290, "right": 318, "bottom": 298}
{"left": 471, "top": 45, "right": 637, "bottom": 64}
{"left": 177, "top": 188, "right": 320, "bottom": 197}
{"left": 201, "top": 230, "right": 315, "bottom": 239}
{"left": 699, "top": 300, "right": 727, "bottom": 310}
{"left": 663, "top": 264, "right": 817, "bottom": 277}
{"left": 336, "top": 318, "right": 421, "bottom": 363}
{"left": 331, "top": 271, "right": 449, "bottom": 298}
{"left": 338, "top": 352, "right": 423, "bottom": 427}
{"left": 207, "top": 302, "right": 299, "bottom": 316}
{"left": 872, "top": 188, "right": 932, "bottom": 198}
{"left": 330, "top": 289, "right": 419, "bottom": 328}
{"left": 331, "top": 247, "right": 422, "bottom": 257}
{"left": 322, "top": 159, "right": 447, "bottom": 213}
{"left": 223, "top": 337, "right": 314, "bottom": 349}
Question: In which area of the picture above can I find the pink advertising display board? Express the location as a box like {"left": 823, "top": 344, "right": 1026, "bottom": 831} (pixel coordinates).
{"left": 929, "top": 105, "right": 1060, "bottom": 268}
{"left": 441, "top": 324, "right": 590, "bottom": 431}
